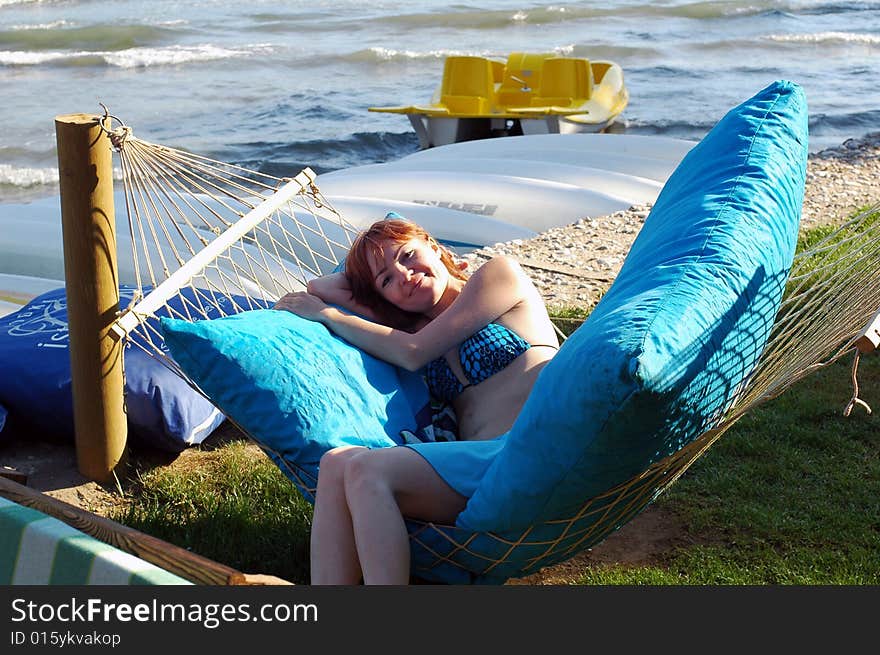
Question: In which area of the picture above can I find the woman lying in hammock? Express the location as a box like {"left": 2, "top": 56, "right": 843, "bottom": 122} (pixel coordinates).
{"left": 274, "top": 218, "right": 559, "bottom": 584}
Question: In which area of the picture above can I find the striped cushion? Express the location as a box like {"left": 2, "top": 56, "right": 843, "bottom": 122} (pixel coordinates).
{"left": 0, "top": 497, "right": 191, "bottom": 585}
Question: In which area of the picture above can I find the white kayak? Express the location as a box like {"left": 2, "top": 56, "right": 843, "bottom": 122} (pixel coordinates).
{"left": 320, "top": 195, "right": 537, "bottom": 253}
{"left": 322, "top": 158, "right": 664, "bottom": 207}
{"left": 316, "top": 169, "right": 634, "bottom": 233}
{"left": 401, "top": 133, "right": 697, "bottom": 169}
{"left": 0, "top": 134, "right": 697, "bottom": 288}
{"left": 0, "top": 195, "right": 301, "bottom": 299}
{"left": 397, "top": 133, "right": 695, "bottom": 184}
{"left": 315, "top": 133, "right": 696, "bottom": 233}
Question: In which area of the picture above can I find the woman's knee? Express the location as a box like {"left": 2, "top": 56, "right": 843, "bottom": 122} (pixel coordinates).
{"left": 343, "top": 449, "right": 465, "bottom": 523}
{"left": 342, "top": 450, "right": 388, "bottom": 499}
{"left": 318, "top": 446, "right": 365, "bottom": 486}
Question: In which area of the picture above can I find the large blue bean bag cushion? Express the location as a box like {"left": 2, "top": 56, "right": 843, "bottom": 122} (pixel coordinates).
{"left": 456, "top": 79, "right": 808, "bottom": 536}
{"left": 159, "top": 308, "right": 433, "bottom": 503}
{"left": 0, "top": 286, "right": 228, "bottom": 452}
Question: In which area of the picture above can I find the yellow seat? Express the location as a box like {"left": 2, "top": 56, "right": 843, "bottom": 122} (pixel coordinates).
{"left": 439, "top": 56, "right": 497, "bottom": 115}
{"left": 496, "top": 52, "right": 553, "bottom": 109}
{"left": 530, "top": 57, "right": 593, "bottom": 108}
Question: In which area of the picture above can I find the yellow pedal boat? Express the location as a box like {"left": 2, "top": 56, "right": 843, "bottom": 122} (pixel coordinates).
{"left": 369, "top": 52, "right": 629, "bottom": 149}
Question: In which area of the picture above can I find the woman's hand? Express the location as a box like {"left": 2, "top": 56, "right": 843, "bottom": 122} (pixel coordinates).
{"left": 274, "top": 291, "right": 328, "bottom": 321}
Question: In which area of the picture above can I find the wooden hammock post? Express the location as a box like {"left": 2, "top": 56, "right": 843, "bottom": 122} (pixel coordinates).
{"left": 55, "top": 113, "right": 127, "bottom": 483}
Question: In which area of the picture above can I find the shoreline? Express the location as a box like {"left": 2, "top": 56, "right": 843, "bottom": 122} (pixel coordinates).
{"left": 462, "top": 131, "right": 880, "bottom": 311}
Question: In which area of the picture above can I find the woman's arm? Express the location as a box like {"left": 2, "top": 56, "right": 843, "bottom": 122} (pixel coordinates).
{"left": 279, "top": 256, "right": 532, "bottom": 371}
{"left": 304, "top": 271, "right": 383, "bottom": 323}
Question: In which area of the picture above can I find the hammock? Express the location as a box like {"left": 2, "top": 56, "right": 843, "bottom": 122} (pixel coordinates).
{"left": 100, "top": 82, "right": 880, "bottom": 584}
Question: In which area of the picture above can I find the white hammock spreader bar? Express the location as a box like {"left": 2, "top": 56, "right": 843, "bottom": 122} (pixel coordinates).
{"left": 111, "top": 168, "right": 317, "bottom": 340}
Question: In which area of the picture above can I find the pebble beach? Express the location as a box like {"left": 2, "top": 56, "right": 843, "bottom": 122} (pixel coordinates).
{"left": 462, "top": 132, "right": 880, "bottom": 311}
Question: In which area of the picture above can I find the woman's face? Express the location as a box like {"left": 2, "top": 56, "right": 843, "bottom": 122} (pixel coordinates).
{"left": 368, "top": 236, "right": 448, "bottom": 314}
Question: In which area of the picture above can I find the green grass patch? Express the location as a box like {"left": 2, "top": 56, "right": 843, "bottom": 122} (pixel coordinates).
{"left": 574, "top": 353, "right": 880, "bottom": 585}
{"left": 797, "top": 204, "right": 879, "bottom": 253}
{"left": 550, "top": 306, "right": 592, "bottom": 337}
{"left": 112, "top": 442, "right": 313, "bottom": 583}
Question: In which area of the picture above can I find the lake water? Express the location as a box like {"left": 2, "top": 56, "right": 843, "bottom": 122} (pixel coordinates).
{"left": 1, "top": 0, "right": 878, "bottom": 202}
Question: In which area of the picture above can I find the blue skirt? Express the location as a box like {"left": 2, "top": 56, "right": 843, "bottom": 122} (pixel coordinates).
{"left": 403, "top": 435, "right": 507, "bottom": 498}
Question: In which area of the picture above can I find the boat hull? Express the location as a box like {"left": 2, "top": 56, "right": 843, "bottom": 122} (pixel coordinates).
{"left": 410, "top": 113, "right": 618, "bottom": 149}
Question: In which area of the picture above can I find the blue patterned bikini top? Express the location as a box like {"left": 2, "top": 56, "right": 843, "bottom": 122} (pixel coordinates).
{"left": 425, "top": 322, "right": 557, "bottom": 403}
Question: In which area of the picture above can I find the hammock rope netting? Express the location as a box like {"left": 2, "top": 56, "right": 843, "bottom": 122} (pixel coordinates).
{"left": 107, "top": 131, "right": 880, "bottom": 582}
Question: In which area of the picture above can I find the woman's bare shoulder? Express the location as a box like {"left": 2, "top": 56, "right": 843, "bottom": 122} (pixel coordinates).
{"left": 471, "top": 254, "right": 526, "bottom": 281}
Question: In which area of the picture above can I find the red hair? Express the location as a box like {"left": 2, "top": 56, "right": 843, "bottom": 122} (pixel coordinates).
{"left": 345, "top": 219, "right": 467, "bottom": 328}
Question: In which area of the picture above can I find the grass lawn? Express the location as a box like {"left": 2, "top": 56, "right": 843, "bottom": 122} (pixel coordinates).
{"left": 577, "top": 352, "right": 880, "bottom": 584}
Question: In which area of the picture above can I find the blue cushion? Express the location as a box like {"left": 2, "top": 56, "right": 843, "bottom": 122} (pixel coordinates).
{"left": 457, "top": 80, "right": 808, "bottom": 534}
{"left": 0, "top": 286, "right": 228, "bottom": 452}
{"left": 159, "top": 308, "right": 433, "bottom": 502}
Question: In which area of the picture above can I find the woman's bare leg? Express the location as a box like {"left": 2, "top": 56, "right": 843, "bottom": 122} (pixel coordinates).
{"left": 310, "top": 446, "right": 367, "bottom": 585}
{"left": 343, "top": 447, "right": 467, "bottom": 585}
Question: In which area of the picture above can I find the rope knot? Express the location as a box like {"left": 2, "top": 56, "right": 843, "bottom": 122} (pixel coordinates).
{"left": 308, "top": 183, "right": 324, "bottom": 208}
{"left": 108, "top": 125, "right": 132, "bottom": 151}
{"left": 97, "top": 103, "right": 133, "bottom": 152}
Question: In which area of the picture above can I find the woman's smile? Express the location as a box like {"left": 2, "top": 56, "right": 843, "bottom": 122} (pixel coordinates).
{"left": 409, "top": 272, "right": 425, "bottom": 295}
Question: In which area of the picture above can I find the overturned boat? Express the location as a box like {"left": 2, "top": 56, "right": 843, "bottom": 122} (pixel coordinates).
{"left": 369, "top": 52, "right": 629, "bottom": 149}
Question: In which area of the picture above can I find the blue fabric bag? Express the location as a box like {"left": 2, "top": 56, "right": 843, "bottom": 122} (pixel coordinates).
{"left": 0, "top": 286, "right": 236, "bottom": 452}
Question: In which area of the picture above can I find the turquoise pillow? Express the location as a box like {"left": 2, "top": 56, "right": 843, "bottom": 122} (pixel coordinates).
{"left": 458, "top": 80, "right": 808, "bottom": 533}
{"left": 159, "top": 309, "right": 432, "bottom": 501}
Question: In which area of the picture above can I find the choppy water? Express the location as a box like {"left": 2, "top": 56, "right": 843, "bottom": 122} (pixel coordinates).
{"left": 1, "top": 0, "right": 878, "bottom": 201}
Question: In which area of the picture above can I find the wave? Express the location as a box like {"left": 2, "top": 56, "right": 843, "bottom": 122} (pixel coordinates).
{"left": 220, "top": 131, "right": 420, "bottom": 177}
{"left": 242, "top": 11, "right": 343, "bottom": 33}
{"left": 7, "top": 20, "right": 72, "bottom": 31}
{"left": 0, "top": 162, "right": 126, "bottom": 190}
{"left": 345, "top": 47, "right": 499, "bottom": 64}
{"left": 623, "top": 108, "right": 880, "bottom": 147}
{"left": 0, "top": 0, "right": 55, "bottom": 6}
{"left": 353, "top": 1, "right": 869, "bottom": 32}
{"left": 809, "top": 108, "right": 880, "bottom": 131}
{"left": 0, "top": 163, "right": 58, "bottom": 188}
{"left": 0, "top": 24, "right": 187, "bottom": 52}
{"left": 243, "top": 3, "right": 741, "bottom": 35}
{"left": 766, "top": 31, "right": 880, "bottom": 45}
{"left": 619, "top": 1, "right": 880, "bottom": 20}
{"left": 0, "top": 43, "right": 275, "bottom": 69}
{"left": 621, "top": 117, "right": 718, "bottom": 138}
{"left": 339, "top": 42, "right": 657, "bottom": 66}
{"left": 560, "top": 43, "right": 663, "bottom": 61}
{"left": 670, "top": 29, "right": 880, "bottom": 56}
{"left": 798, "top": 1, "right": 880, "bottom": 16}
